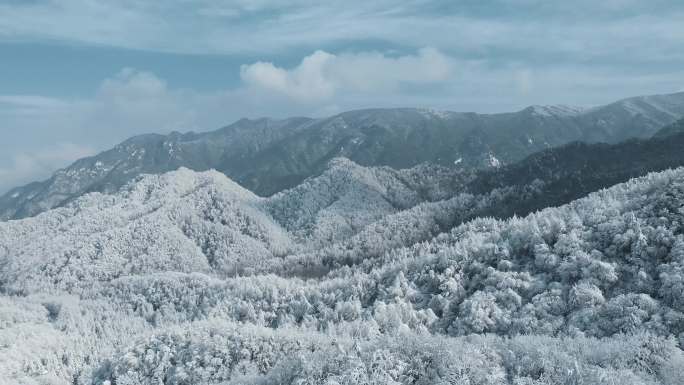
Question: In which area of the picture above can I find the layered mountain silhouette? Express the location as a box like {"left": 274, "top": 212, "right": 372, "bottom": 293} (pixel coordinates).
{"left": 2, "top": 91, "right": 684, "bottom": 221}
{"left": 6, "top": 128, "right": 684, "bottom": 290}
{"left": 0, "top": 160, "right": 467, "bottom": 293}
{"left": 4, "top": 94, "right": 684, "bottom": 383}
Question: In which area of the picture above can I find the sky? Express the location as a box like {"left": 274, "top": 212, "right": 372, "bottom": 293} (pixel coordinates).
{"left": 1, "top": 0, "right": 684, "bottom": 193}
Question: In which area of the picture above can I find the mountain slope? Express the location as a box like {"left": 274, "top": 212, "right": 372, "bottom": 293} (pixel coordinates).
{"left": 467, "top": 131, "right": 684, "bottom": 218}
{"left": 3, "top": 167, "right": 684, "bottom": 384}
{"left": 0, "top": 168, "right": 295, "bottom": 293}
{"left": 268, "top": 131, "right": 684, "bottom": 276}
{"left": 654, "top": 117, "right": 684, "bottom": 138}
{"left": 264, "top": 158, "right": 467, "bottom": 245}
{"left": 0, "top": 117, "right": 313, "bottom": 220}
{"left": 0, "top": 159, "right": 467, "bottom": 294}
{"left": 9, "top": 128, "right": 683, "bottom": 294}
{"left": 2, "top": 91, "right": 683, "bottom": 221}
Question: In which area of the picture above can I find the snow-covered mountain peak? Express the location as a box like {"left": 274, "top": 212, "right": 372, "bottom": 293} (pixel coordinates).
{"left": 120, "top": 167, "right": 259, "bottom": 205}
{"left": 0, "top": 168, "right": 294, "bottom": 294}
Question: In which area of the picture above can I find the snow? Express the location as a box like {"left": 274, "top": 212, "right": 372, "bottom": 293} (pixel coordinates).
{"left": 530, "top": 105, "right": 585, "bottom": 117}
{"left": 621, "top": 100, "right": 650, "bottom": 117}
{"left": 418, "top": 108, "right": 453, "bottom": 119}
{"left": 131, "top": 148, "right": 146, "bottom": 159}
{"left": 2, "top": 164, "right": 684, "bottom": 384}
{"left": 266, "top": 157, "right": 427, "bottom": 244}
{"left": 621, "top": 96, "right": 681, "bottom": 119}
{"left": 488, "top": 153, "right": 501, "bottom": 168}
{"left": 2, "top": 167, "right": 684, "bottom": 384}
{"left": 350, "top": 137, "right": 362, "bottom": 146}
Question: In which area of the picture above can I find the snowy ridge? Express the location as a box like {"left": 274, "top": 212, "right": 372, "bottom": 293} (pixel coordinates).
{"left": 2, "top": 166, "right": 684, "bottom": 384}
{"left": 0, "top": 168, "right": 293, "bottom": 294}
{"left": 265, "top": 157, "right": 424, "bottom": 244}
{"left": 0, "top": 160, "right": 461, "bottom": 294}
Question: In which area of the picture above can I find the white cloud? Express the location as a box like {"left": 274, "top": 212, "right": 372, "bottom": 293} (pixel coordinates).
{"left": 241, "top": 51, "right": 336, "bottom": 102}
{"left": 0, "top": 95, "right": 70, "bottom": 118}
{"left": 0, "top": 69, "right": 207, "bottom": 193}
{"left": 85, "top": 68, "right": 201, "bottom": 136}
{"left": 0, "top": 142, "right": 95, "bottom": 192}
{"left": 99, "top": 68, "right": 168, "bottom": 98}
{"left": 240, "top": 48, "right": 454, "bottom": 102}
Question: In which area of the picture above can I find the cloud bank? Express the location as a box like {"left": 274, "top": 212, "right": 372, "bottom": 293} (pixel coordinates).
{"left": 0, "top": 143, "right": 95, "bottom": 193}
{"left": 240, "top": 48, "right": 453, "bottom": 102}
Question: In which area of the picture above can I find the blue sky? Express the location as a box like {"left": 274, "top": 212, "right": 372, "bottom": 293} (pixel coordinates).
{"left": 1, "top": 0, "right": 684, "bottom": 192}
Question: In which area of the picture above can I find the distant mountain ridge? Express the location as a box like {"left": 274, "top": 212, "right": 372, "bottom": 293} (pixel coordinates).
{"left": 2, "top": 91, "right": 684, "bottom": 221}
{"left": 466, "top": 131, "right": 684, "bottom": 219}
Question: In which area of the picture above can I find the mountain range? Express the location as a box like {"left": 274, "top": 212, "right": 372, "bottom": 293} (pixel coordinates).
{"left": 3, "top": 151, "right": 684, "bottom": 384}
{"left": 2, "top": 91, "right": 684, "bottom": 221}
{"left": 5, "top": 91, "right": 684, "bottom": 384}
{"left": 5, "top": 125, "right": 684, "bottom": 292}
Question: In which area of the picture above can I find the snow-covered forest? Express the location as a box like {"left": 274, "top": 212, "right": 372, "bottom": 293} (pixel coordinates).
{"left": 2, "top": 158, "right": 684, "bottom": 384}
{"left": 3, "top": 0, "right": 684, "bottom": 383}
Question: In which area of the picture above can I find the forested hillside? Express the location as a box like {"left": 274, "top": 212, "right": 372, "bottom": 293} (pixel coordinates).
{"left": 467, "top": 131, "right": 684, "bottom": 218}
{"left": 4, "top": 1, "right": 683, "bottom": 384}
{"left": 2, "top": 164, "right": 684, "bottom": 384}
